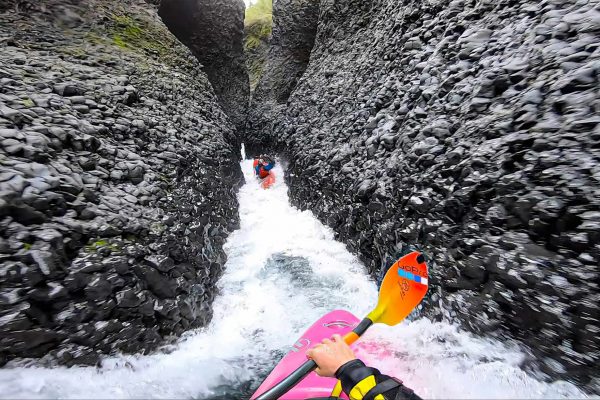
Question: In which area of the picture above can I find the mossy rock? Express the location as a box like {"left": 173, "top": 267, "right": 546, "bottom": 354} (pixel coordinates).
{"left": 109, "top": 14, "right": 168, "bottom": 55}
{"left": 244, "top": 0, "right": 272, "bottom": 50}
{"left": 244, "top": 0, "right": 272, "bottom": 90}
{"left": 85, "top": 239, "right": 120, "bottom": 253}
{"left": 21, "top": 99, "right": 35, "bottom": 108}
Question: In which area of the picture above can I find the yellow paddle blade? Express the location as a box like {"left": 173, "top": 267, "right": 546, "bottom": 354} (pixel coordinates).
{"left": 367, "top": 251, "right": 429, "bottom": 325}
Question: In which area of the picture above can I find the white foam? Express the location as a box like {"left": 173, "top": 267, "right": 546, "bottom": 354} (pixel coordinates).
{"left": 0, "top": 159, "right": 588, "bottom": 399}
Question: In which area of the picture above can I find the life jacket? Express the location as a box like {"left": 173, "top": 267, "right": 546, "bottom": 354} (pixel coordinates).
{"left": 253, "top": 159, "right": 270, "bottom": 179}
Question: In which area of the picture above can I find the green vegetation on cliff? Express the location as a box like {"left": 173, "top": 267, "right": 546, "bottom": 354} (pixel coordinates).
{"left": 244, "top": 0, "right": 272, "bottom": 90}
{"left": 55, "top": 2, "right": 189, "bottom": 71}
{"left": 245, "top": 0, "right": 272, "bottom": 49}
{"left": 109, "top": 13, "right": 171, "bottom": 58}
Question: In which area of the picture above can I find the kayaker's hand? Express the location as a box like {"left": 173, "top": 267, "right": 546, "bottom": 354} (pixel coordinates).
{"left": 306, "top": 334, "right": 356, "bottom": 377}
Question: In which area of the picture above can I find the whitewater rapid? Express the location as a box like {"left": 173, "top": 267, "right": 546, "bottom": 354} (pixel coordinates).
{"left": 0, "top": 157, "right": 588, "bottom": 399}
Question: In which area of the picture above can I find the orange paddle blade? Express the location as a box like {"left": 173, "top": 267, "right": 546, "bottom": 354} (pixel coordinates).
{"left": 367, "top": 251, "right": 428, "bottom": 325}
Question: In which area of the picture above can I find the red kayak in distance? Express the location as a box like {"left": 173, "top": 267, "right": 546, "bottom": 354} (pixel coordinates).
{"left": 253, "top": 158, "right": 276, "bottom": 189}
{"left": 261, "top": 171, "right": 276, "bottom": 189}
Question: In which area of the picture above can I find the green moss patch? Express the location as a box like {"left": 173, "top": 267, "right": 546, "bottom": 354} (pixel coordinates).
{"left": 85, "top": 239, "right": 120, "bottom": 253}
{"left": 245, "top": 0, "right": 272, "bottom": 89}
{"left": 108, "top": 12, "right": 171, "bottom": 58}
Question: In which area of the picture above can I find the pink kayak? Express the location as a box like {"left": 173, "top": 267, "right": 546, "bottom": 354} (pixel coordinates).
{"left": 252, "top": 310, "right": 362, "bottom": 399}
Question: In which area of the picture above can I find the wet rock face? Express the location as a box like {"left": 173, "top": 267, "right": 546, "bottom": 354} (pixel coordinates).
{"left": 252, "top": 0, "right": 319, "bottom": 104}
{"left": 0, "top": 0, "right": 242, "bottom": 366}
{"left": 159, "top": 0, "right": 250, "bottom": 132}
{"left": 245, "top": 18, "right": 271, "bottom": 92}
{"left": 255, "top": 0, "right": 600, "bottom": 391}
{"left": 245, "top": 0, "right": 319, "bottom": 155}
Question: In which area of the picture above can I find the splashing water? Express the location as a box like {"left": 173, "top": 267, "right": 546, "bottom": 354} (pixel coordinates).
{"left": 0, "top": 158, "right": 587, "bottom": 399}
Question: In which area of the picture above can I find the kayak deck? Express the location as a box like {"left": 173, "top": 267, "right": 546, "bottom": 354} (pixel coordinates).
{"left": 252, "top": 310, "right": 362, "bottom": 399}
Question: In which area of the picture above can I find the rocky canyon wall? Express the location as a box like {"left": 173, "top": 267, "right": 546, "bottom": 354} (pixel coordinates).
{"left": 251, "top": 0, "right": 600, "bottom": 390}
{"left": 245, "top": 0, "right": 319, "bottom": 156}
{"left": 159, "top": 0, "right": 250, "bottom": 132}
{"left": 0, "top": 0, "right": 243, "bottom": 366}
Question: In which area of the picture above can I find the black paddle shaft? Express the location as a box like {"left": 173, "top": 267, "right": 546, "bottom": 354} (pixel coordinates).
{"left": 255, "top": 318, "right": 373, "bottom": 400}
{"left": 254, "top": 359, "right": 317, "bottom": 400}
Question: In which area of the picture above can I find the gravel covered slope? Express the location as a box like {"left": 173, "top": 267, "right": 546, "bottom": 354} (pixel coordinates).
{"left": 251, "top": 0, "right": 600, "bottom": 391}
{"left": 0, "top": 0, "right": 243, "bottom": 366}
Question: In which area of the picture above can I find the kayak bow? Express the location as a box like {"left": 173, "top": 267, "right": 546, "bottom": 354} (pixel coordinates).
{"left": 254, "top": 251, "right": 429, "bottom": 399}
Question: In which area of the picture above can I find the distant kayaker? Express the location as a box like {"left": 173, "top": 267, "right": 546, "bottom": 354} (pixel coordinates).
{"left": 307, "top": 334, "right": 421, "bottom": 400}
{"left": 254, "top": 154, "right": 275, "bottom": 179}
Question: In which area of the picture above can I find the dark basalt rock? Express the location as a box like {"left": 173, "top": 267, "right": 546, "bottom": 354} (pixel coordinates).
{"left": 0, "top": 0, "right": 243, "bottom": 367}
{"left": 244, "top": 15, "right": 270, "bottom": 91}
{"left": 252, "top": 0, "right": 600, "bottom": 392}
{"left": 245, "top": 0, "right": 319, "bottom": 156}
{"left": 159, "top": 0, "right": 250, "bottom": 132}
{"left": 252, "top": 0, "right": 319, "bottom": 105}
